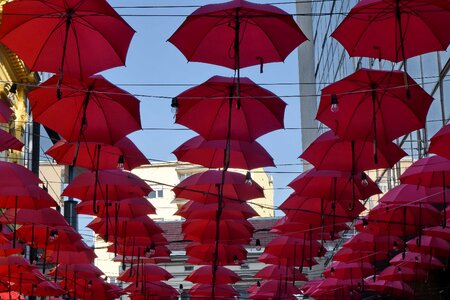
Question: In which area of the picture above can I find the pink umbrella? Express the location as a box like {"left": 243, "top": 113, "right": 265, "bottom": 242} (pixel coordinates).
{"left": 429, "top": 124, "right": 450, "bottom": 160}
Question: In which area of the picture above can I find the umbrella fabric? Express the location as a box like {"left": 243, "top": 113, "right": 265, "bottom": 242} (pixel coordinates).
{"left": 188, "top": 283, "right": 239, "bottom": 298}
{"left": 108, "top": 244, "right": 170, "bottom": 258}
{"left": 0, "top": 243, "right": 24, "bottom": 257}
{"left": 168, "top": 0, "right": 306, "bottom": 69}
{"left": 429, "top": 124, "right": 450, "bottom": 160}
{"left": 175, "top": 76, "right": 286, "bottom": 141}
{"left": 258, "top": 253, "right": 318, "bottom": 267}
{"left": 124, "top": 281, "right": 178, "bottom": 297}
{"left": 390, "top": 251, "right": 444, "bottom": 270}
{"left": 423, "top": 226, "right": 450, "bottom": 241}
{"left": 182, "top": 218, "right": 254, "bottom": 243}
{"left": 45, "top": 249, "right": 96, "bottom": 264}
{"left": 29, "top": 75, "right": 141, "bottom": 145}
{"left": 263, "top": 236, "right": 325, "bottom": 261}
{"left": 186, "top": 242, "right": 247, "bottom": 266}
{"left": 173, "top": 170, "right": 264, "bottom": 204}
{"left": 400, "top": 156, "right": 450, "bottom": 187}
{"left": 406, "top": 235, "right": 450, "bottom": 257}
{"left": 173, "top": 135, "right": 274, "bottom": 169}
{"left": 48, "top": 264, "right": 104, "bottom": 279}
{"left": 333, "top": 247, "right": 389, "bottom": 263}
{"left": 0, "top": 208, "right": 69, "bottom": 227}
{"left": 185, "top": 265, "right": 240, "bottom": 284}
{"left": 46, "top": 137, "right": 149, "bottom": 171}
{"left": 0, "top": 256, "right": 36, "bottom": 275}
{"left": 0, "top": 291, "right": 23, "bottom": 299}
{"left": 75, "top": 197, "right": 156, "bottom": 218}
{"left": 0, "top": 0, "right": 134, "bottom": 79}
{"left": 249, "top": 280, "right": 300, "bottom": 299}
{"left": 16, "top": 224, "right": 81, "bottom": 249}
{"left": 117, "top": 264, "right": 173, "bottom": 282}
{"left": 300, "top": 130, "right": 406, "bottom": 172}
{"left": 0, "top": 130, "right": 24, "bottom": 152}
{"left": 0, "top": 101, "right": 12, "bottom": 123}
{"left": 288, "top": 169, "right": 381, "bottom": 200}
{"left": 175, "top": 200, "right": 258, "bottom": 219}
{"left": 379, "top": 184, "right": 450, "bottom": 205}
{"left": 0, "top": 185, "right": 56, "bottom": 209}
{"left": 316, "top": 69, "right": 432, "bottom": 142}
{"left": 364, "top": 278, "right": 414, "bottom": 299}
{"left": 271, "top": 217, "right": 349, "bottom": 240}
{"left": 343, "top": 232, "right": 403, "bottom": 252}
{"left": 305, "top": 278, "right": 360, "bottom": 298}
{"left": 255, "top": 265, "right": 308, "bottom": 281}
{"left": 0, "top": 161, "right": 41, "bottom": 186}
{"left": 379, "top": 265, "right": 427, "bottom": 281}
{"left": 62, "top": 169, "right": 151, "bottom": 201}
{"left": 11, "top": 281, "right": 66, "bottom": 297}
{"left": 331, "top": 0, "right": 450, "bottom": 62}
{"left": 323, "top": 261, "right": 373, "bottom": 279}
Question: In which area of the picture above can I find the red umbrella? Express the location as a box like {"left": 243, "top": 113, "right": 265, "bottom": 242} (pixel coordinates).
{"left": 0, "top": 291, "right": 23, "bottom": 299}
{"left": 11, "top": 281, "right": 66, "bottom": 297}
{"left": 248, "top": 280, "right": 300, "bottom": 300}
{"left": 168, "top": 0, "right": 306, "bottom": 70}
{"left": 29, "top": 75, "right": 141, "bottom": 145}
{"left": 271, "top": 217, "right": 349, "bottom": 240}
{"left": 258, "top": 253, "right": 318, "bottom": 267}
{"left": 0, "top": 185, "right": 56, "bottom": 209}
{"left": 182, "top": 218, "right": 254, "bottom": 243}
{"left": 331, "top": 0, "right": 450, "bottom": 62}
{"left": 48, "top": 264, "right": 104, "bottom": 280}
{"left": 364, "top": 278, "right": 414, "bottom": 300}
{"left": 316, "top": 69, "right": 432, "bottom": 149}
{"left": 46, "top": 137, "right": 149, "bottom": 171}
{"left": 255, "top": 265, "right": 308, "bottom": 282}
{"left": 0, "top": 130, "right": 23, "bottom": 152}
{"left": 173, "top": 135, "right": 274, "bottom": 169}
{"left": 406, "top": 235, "right": 450, "bottom": 257}
{"left": 185, "top": 266, "right": 240, "bottom": 284}
{"left": 175, "top": 200, "right": 258, "bottom": 219}
{"left": 173, "top": 170, "right": 264, "bottom": 204}
{"left": 429, "top": 124, "right": 450, "bottom": 160}
{"left": 16, "top": 224, "right": 81, "bottom": 249}
{"left": 390, "top": 251, "right": 444, "bottom": 270}
{"left": 423, "top": 226, "right": 450, "bottom": 241}
{"left": 124, "top": 281, "right": 178, "bottom": 298}
{"left": 188, "top": 283, "right": 239, "bottom": 298}
{"left": 323, "top": 261, "right": 373, "bottom": 280}
{"left": 117, "top": 264, "right": 173, "bottom": 282}
{"left": 0, "top": 101, "right": 12, "bottom": 123}
{"left": 0, "top": 161, "right": 41, "bottom": 186}
{"left": 75, "top": 197, "right": 156, "bottom": 218}
{"left": 0, "top": 208, "right": 69, "bottom": 227}
{"left": 0, "top": 0, "right": 134, "bottom": 91}
{"left": 379, "top": 184, "right": 450, "bottom": 205}
{"left": 379, "top": 265, "right": 427, "bottom": 281}
{"left": 343, "top": 232, "right": 403, "bottom": 252}
{"left": 333, "top": 247, "right": 389, "bottom": 263}
{"left": 186, "top": 242, "right": 247, "bottom": 266}
{"left": 263, "top": 236, "right": 325, "bottom": 263}
{"left": 301, "top": 130, "right": 406, "bottom": 171}
{"left": 0, "top": 256, "right": 36, "bottom": 275}
{"left": 45, "top": 248, "right": 97, "bottom": 264}
{"left": 0, "top": 243, "right": 24, "bottom": 257}
{"left": 174, "top": 76, "right": 286, "bottom": 141}
{"left": 305, "top": 278, "right": 360, "bottom": 299}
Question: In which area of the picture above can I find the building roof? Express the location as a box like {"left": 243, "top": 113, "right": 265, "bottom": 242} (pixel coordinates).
{"left": 157, "top": 217, "right": 280, "bottom": 252}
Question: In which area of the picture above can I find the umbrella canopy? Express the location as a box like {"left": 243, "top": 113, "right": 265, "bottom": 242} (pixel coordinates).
{"left": 168, "top": 0, "right": 306, "bottom": 69}
{"left": 0, "top": 161, "right": 41, "bottom": 186}
{"left": 364, "top": 278, "right": 414, "bottom": 300}
{"left": 174, "top": 76, "right": 286, "bottom": 141}
{"left": 16, "top": 224, "right": 82, "bottom": 249}
{"left": 173, "top": 135, "right": 274, "bottom": 169}
{"left": 331, "top": 0, "right": 450, "bottom": 62}
{"left": 117, "top": 264, "right": 173, "bottom": 282}
{"left": 173, "top": 170, "right": 264, "bottom": 204}
{"left": 75, "top": 197, "right": 156, "bottom": 218}
{"left": 406, "top": 235, "right": 450, "bottom": 257}
{"left": 379, "top": 265, "right": 427, "bottom": 281}
{"left": 390, "top": 251, "right": 444, "bottom": 270}
{"left": 185, "top": 265, "right": 241, "bottom": 284}
{"left": 316, "top": 69, "right": 432, "bottom": 143}
{"left": 258, "top": 253, "right": 318, "bottom": 267}
{"left": 0, "top": 185, "right": 57, "bottom": 209}
{"left": 0, "top": 208, "right": 69, "bottom": 227}
{"left": 29, "top": 75, "right": 141, "bottom": 145}
{"left": 48, "top": 264, "right": 104, "bottom": 279}
{"left": 271, "top": 217, "right": 349, "bottom": 240}
{"left": 0, "top": 101, "right": 12, "bottom": 123}
{"left": 400, "top": 156, "right": 450, "bottom": 187}
{"left": 45, "top": 248, "right": 97, "bottom": 264}
{"left": 0, "top": 256, "right": 36, "bottom": 275}
{"left": 0, "top": 130, "right": 24, "bottom": 152}
{"left": 182, "top": 218, "right": 254, "bottom": 243}
{"left": 288, "top": 169, "right": 381, "bottom": 200}
{"left": 188, "top": 283, "right": 239, "bottom": 298}
{"left": 343, "top": 232, "right": 403, "bottom": 252}
{"left": 248, "top": 280, "right": 300, "bottom": 300}
{"left": 62, "top": 169, "right": 151, "bottom": 201}
{"left": 255, "top": 265, "right": 308, "bottom": 282}
{"left": 124, "top": 281, "right": 178, "bottom": 297}
{"left": 263, "top": 236, "right": 325, "bottom": 262}
{"left": 323, "top": 261, "right": 373, "bottom": 280}
{"left": 333, "top": 247, "right": 389, "bottom": 263}
{"left": 0, "top": 0, "right": 135, "bottom": 79}
{"left": 423, "top": 226, "right": 450, "bottom": 241}
{"left": 46, "top": 137, "right": 149, "bottom": 171}
{"left": 429, "top": 124, "right": 450, "bottom": 160}
{"left": 11, "top": 281, "right": 66, "bottom": 297}
{"left": 175, "top": 200, "right": 258, "bottom": 219}
{"left": 186, "top": 242, "right": 247, "bottom": 266}
{"left": 301, "top": 130, "right": 406, "bottom": 172}
{"left": 379, "top": 184, "right": 450, "bottom": 205}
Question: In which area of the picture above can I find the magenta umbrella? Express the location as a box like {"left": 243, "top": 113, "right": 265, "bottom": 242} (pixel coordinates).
{"left": 429, "top": 124, "right": 450, "bottom": 160}
{"left": 185, "top": 266, "right": 241, "bottom": 284}
{"left": 173, "top": 135, "right": 274, "bottom": 169}
{"left": 379, "top": 265, "right": 427, "bottom": 282}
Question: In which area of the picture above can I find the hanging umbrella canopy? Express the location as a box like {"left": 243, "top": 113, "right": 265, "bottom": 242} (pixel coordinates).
{"left": 288, "top": 169, "right": 381, "bottom": 200}
{"left": 174, "top": 76, "right": 286, "bottom": 141}
{"left": 390, "top": 251, "right": 444, "bottom": 270}
{"left": 305, "top": 278, "right": 360, "bottom": 298}
{"left": 1, "top": 268, "right": 46, "bottom": 285}
{"left": 0, "top": 161, "right": 41, "bottom": 186}
{"left": 0, "top": 208, "right": 69, "bottom": 227}
{"left": 46, "top": 137, "right": 149, "bottom": 171}
{"left": 379, "top": 265, "right": 427, "bottom": 282}
{"left": 0, "top": 243, "right": 24, "bottom": 257}
{"left": 117, "top": 264, "right": 173, "bottom": 282}
{"left": 258, "top": 253, "right": 318, "bottom": 267}
{"left": 29, "top": 75, "right": 141, "bottom": 145}
{"left": 75, "top": 197, "right": 156, "bottom": 218}
{"left": 364, "top": 278, "right": 414, "bottom": 300}
{"left": 173, "top": 170, "right": 264, "bottom": 204}
{"left": 16, "top": 224, "right": 82, "bottom": 249}
{"left": 188, "top": 283, "right": 239, "bottom": 298}
{"left": 48, "top": 264, "right": 104, "bottom": 279}
{"left": 186, "top": 242, "right": 247, "bottom": 266}
{"left": 333, "top": 247, "right": 390, "bottom": 263}
{"left": 248, "top": 280, "right": 301, "bottom": 300}
{"left": 45, "top": 248, "right": 97, "bottom": 264}
{"left": 301, "top": 130, "right": 407, "bottom": 172}
{"left": 423, "top": 226, "right": 450, "bottom": 241}
{"left": 0, "top": 185, "right": 57, "bottom": 209}
{"left": 0, "top": 256, "right": 37, "bottom": 275}
{"left": 406, "top": 235, "right": 450, "bottom": 257}
{"left": 182, "top": 218, "right": 254, "bottom": 243}
{"left": 323, "top": 261, "right": 373, "bottom": 279}
{"left": 0, "top": 129, "right": 24, "bottom": 152}
{"left": 343, "top": 232, "right": 404, "bottom": 252}
{"left": 185, "top": 265, "right": 241, "bottom": 284}
{"left": 429, "top": 124, "right": 450, "bottom": 160}
{"left": 0, "top": 0, "right": 135, "bottom": 79}
{"left": 175, "top": 200, "right": 258, "bottom": 219}
{"left": 379, "top": 184, "right": 450, "bottom": 205}
{"left": 62, "top": 169, "right": 151, "bottom": 201}
{"left": 0, "top": 101, "right": 12, "bottom": 124}
{"left": 124, "top": 281, "right": 178, "bottom": 298}
{"left": 271, "top": 217, "right": 349, "bottom": 240}
{"left": 316, "top": 69, "right": 432, "bottom": 142}
{"left": 11, "top": 280, "right": 66, "bottom": 297}
{"left": 255, "top": 265, "right": 308, "bottom": 282}
{"left": 400, "top": 156, "right": 450, "bottom": 187}
{"left": 263, "top": 236, "right": 325, "bottom": 262}
{"left": 168, "top": 0, "right": 306, "bottom": 69}
{"left": 173, "top": 135, "right": 274, "bottom": 169}
{"left": 331, "top": 0, "right": 450, "bottom": 62}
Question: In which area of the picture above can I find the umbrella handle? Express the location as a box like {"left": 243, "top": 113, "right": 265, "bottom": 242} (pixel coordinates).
{"left": 93, "top": 198, "right": 100, "bottom": 214}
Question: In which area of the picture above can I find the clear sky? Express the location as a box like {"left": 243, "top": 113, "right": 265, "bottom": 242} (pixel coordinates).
{"left": 100, "top": 0, "right": 306, "bottom": 214}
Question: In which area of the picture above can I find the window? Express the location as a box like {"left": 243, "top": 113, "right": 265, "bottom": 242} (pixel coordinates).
{"left": 184, "top": 266, "right": 194, "bottom": 271}
{"left": 240, "top": 263, "right": 249, "bottom": 270}
{"left": 149, "top": 189, "right": 163, "bottom": 198}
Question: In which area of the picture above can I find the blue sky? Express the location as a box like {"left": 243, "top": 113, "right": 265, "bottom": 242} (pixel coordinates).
{"left": 101, "top": 0, "right": 305, "bottom": 213}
